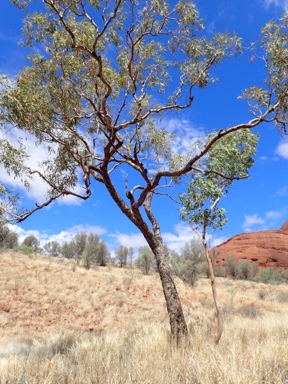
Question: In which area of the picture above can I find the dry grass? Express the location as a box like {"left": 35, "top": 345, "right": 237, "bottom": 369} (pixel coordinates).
{"left": 0, "top": 251, "right": 287, "bottom": 383}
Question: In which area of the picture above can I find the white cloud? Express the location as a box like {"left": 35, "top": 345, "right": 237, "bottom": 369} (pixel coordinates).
{"left": 110, "top": 222, "right": 227, "bottom": 254}
{"left": 163, "top": 118, "right": 206, "bottom": 155}
{"left": 210, "top": 236, "right": 227, "bottom": 248}
{"left": 109, "top": 231, "right": 147, "bottom": 249}
{"left": 242, "top": 214, "right": 265, "bottom": 230}
{"left": 275, "top": 139, "right": 288, "bottom": 159}
{"left": 48, "top": 224, "right": 107, "bottom": 244}
{"left": 8, "top": 223, "right": 107, "bottom": 247}
{"left": 109, "top": 222, "right": 197, "bottom": 253}
{"left": 7, "top": 224, "right": 48, "bottom": 246}
{"left": 162, "top": 222, "right": 199, "bottom": 251}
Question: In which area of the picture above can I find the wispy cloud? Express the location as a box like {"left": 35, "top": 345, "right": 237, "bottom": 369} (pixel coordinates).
{"left": 241, "top": 209, "right": 286, "bottom": 232}
{"left": 210, "top": 236, "right": 227, "bottom": 248}
{"left": 275, "top": 138, "right": 288, "bottom": 159}
{"left": 265, "top": 207, "right": 287, "bottom": 228}
{"left": 262, "top": 0, "right": 288, "bottom": 11}
{"left": 163, "top": 117, "right": 206, "bottom": 155}
{"left": 277, "top": 186, "right": 288, "bottom": 196}
{"left": 266, "top": 210, "right": 283, "bottom": 219}
{"left": 242, "top": 214, "right": 266, "bottom": 231}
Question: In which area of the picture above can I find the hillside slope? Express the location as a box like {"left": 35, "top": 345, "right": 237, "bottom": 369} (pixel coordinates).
{"left": 1, "top": 251, "right": 287, "bottom": 344}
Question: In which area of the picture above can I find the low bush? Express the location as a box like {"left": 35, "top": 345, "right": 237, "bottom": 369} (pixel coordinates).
{"left": 18, "top": 245, "right": 34, "bottom": 255}
{"left": 258, "top": 290, "right": 268, "bottom": 300}
{"left": 254, "top": 268, "right": 287, "bottom": 285}
{"left": 276, "top": 291, "right": 288, "bottom": 303}
{"left": 237, "top": 305, "right": 262, "bottom": 319}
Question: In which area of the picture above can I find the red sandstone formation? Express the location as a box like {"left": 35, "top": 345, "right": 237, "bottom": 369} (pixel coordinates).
{"left": 211, "top": 221, "right": 288, "bottom": 269}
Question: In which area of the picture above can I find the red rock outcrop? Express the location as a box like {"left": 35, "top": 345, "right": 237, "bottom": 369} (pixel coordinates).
{"left": 211, "top": 221, "right": 288, "bottom": 269}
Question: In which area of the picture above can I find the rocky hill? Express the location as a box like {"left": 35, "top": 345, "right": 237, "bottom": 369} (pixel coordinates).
{"left": 211, "top": 221, "right": 288, "bottom": 269}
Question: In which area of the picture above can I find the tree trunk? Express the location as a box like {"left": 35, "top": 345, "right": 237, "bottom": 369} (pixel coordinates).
{"left": 101, "top": 173, "right": 188, "bottom": 345}
{"left": 202, "top": 233, "right": 223, "bottom": 344}
{"left": 149, "top": 239, "right": 188, "bottom": 345}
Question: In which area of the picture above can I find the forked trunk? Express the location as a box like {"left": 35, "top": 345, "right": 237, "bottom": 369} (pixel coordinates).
{"left": 101, "top": 176, "right": 188, "bottom": 345}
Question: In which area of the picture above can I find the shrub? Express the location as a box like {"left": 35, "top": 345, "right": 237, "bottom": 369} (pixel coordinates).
{"left": 237, "top": 305, "right": 262, "bottom": 319}
{"left": 170, "top": 240, "right": 205, "bottom": 287}
{"left": 238, "top": 260, "right": 253, "bottom": 280}
{"left": 18, "top": 245, "right": 34, "bottom": 255}
{"left": 214, "top": 265, "right": 227, "bottom": 277}
{"left": 276, "top": 291, "right": 288, "bottom": 303}
{"left": 253, "top": 268, "right": 288, "bottom": 284}
{"left": 225, "top": 254, "right": 239, "bottom": 279}
{"left": 22, "top": 235, "right": 40, "bottom": 252}
{"left": 135, "top": 246, "right": 155, "bottom": 275}
{"left": 258, "top": 290, "right": 268, "bottom": 300}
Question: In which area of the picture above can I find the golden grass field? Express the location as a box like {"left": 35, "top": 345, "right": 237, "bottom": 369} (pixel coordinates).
{"left": 0, "top": 250, "right": 287, "bottom": 383}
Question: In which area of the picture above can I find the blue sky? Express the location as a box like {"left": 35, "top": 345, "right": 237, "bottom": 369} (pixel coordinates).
{"left": 1, "top": 0, "right": 288, "bottom": 255}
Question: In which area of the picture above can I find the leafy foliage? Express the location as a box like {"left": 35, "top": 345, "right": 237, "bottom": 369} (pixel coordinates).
{"left": 43, "top": 241, "right": 61, "bottom": 257}
{"left": 180, "top": 130, "right": 258, "bottom": 232}
{"left": 115, "top": 245, "right": 129, "bottom": 268}
{"left": 240, "top": 14, "right": 288, "bottom": 132}
{"left": 170, "top": 239, "right": 205, "bottom": 286}
{"left": 135, "top": 246, "right": 155, "bottom": 274}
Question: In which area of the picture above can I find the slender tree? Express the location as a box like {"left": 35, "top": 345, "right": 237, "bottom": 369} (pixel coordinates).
{"left": 95, "top": 240, "right": 110, "bottom": 266}
{"left": 180, "top": 129, "right": 258, "bottom": 343}
{"left": 115, "top": 245, "right": 129, "bottom": 267}
{"left": 0, "top": 1, "right": 287, "bottom": 344}
{"left": 43, "top": 240, "right": 61, "bottom": 256}
{"left": 135, "top": 245, "right": 154, "bottom": 274}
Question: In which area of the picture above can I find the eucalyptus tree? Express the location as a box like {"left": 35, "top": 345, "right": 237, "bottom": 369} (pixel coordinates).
{"left": 180, "top": 129, "right": 258, "bottom": 343}
{"left": 95, "top": 240, "right": 110, "bottom": 266}
{"left": 135, "top": 245, "right": 154, "bottom": 274}
{"left": 22, "top": 234, "right": 40, "bottom": 252}
{"left": 0, "top": 1, "right": 287, "bottom": 344}
{"left": 43, "top": 240, "right": 61, "bottom": 256}
{"left": 115, "top": 245, "right": 128, "bottom": 267}
{"left": 170, "top": 239, "right": 205, "bottom": 287}
{"left": 0, "top": 224, "right": 19, "bottom": 249}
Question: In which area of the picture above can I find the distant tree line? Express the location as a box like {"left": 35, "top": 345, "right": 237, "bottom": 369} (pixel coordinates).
{"left": 1, "top": 224, "right": 287, "bottom": 283}
{"left": 214, "top": 253, "right": 288, "bottom": 285}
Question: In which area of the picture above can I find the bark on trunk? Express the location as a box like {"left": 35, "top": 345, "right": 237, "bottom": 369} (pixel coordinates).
{"left": 146, "top": 238, "right": 188, "bottom": 346}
